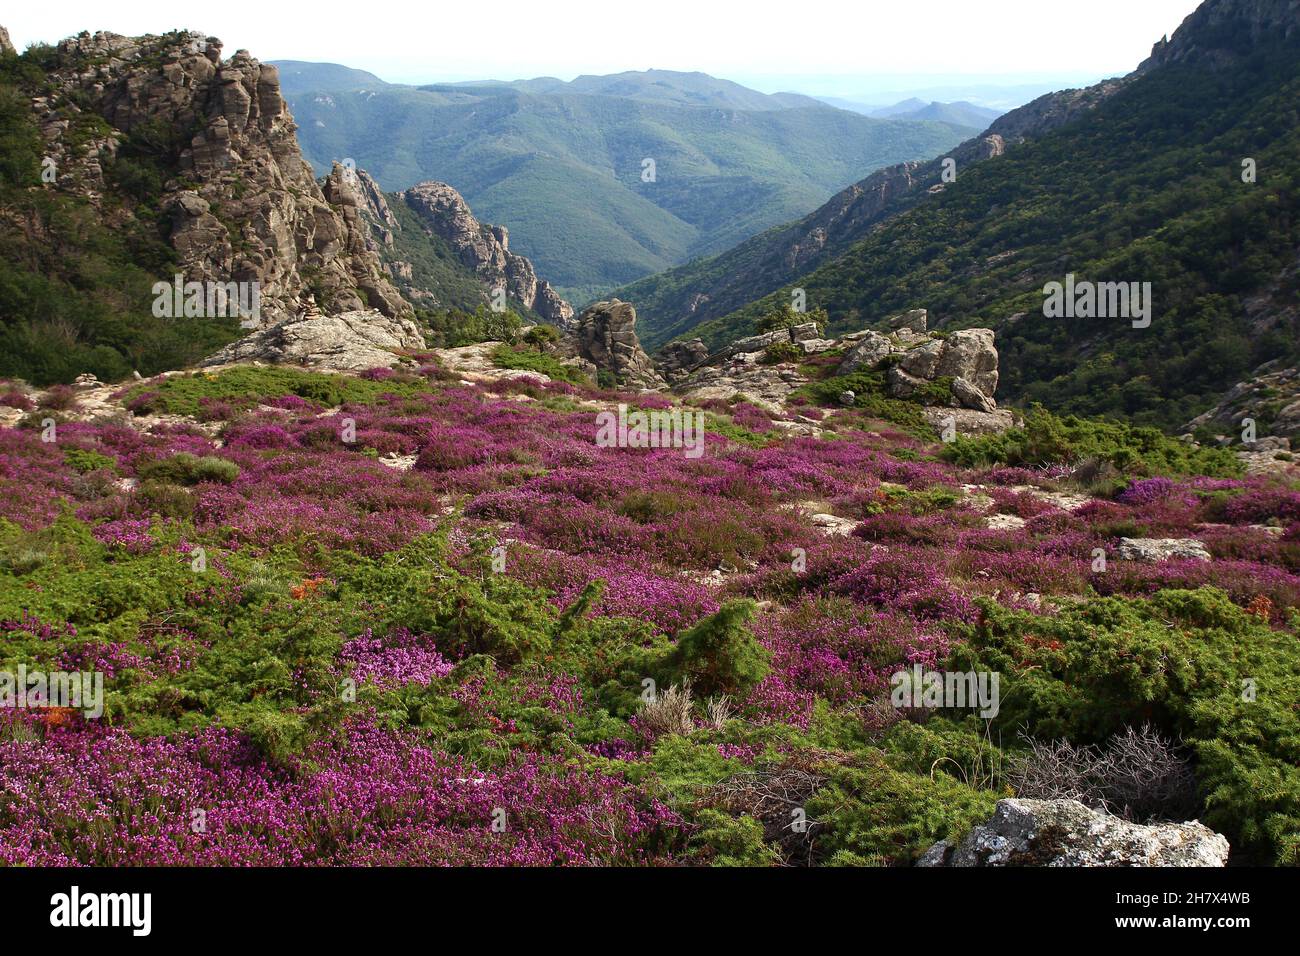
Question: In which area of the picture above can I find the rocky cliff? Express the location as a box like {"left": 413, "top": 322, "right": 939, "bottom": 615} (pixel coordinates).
{"left": 394, "top": 181, "right": 574, "bottom": 328}
{"left": 1140, "top": 0, "right": 1300, "bottom": 72}
{"left": 30, "top": 30, "right": 409, "bottom": 328}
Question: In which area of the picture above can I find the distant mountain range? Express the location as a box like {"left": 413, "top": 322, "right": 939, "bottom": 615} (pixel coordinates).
{"left": 822, "top": 96, "right": 1004, "bottom": 128}
{"left": 275, "top": 64, "right": 976, "bottom": 304}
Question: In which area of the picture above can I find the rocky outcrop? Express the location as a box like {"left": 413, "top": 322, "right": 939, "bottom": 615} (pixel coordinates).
{"left": 666, "top": 310, "right": 1008, "bottom": 426}
{"left": 837, "top": 313, "right": 999, "bottom": 411}
{"left": 918, "top": 799, "right": 1230, "bottom": 867}
{"left": 399, "top": 181, "right": 574, "bottom": 328}
{"left": 1140, "top": 0, "right": 1300, "bottom": 74}
{"left": 711, "top": 322, "right": 826, "bottom": 363}
{"left": 0, "top": 25, "right": 15, "bottom": 56}
{"left": 569, "top": 300, "right": 663, "bottom": 389}
{"left": 657, "top": 338, "right": 710, "bottom": 382}
{"left": 1118, "top": 538, "right": 1213, "bottom": 563}
{"left": 349, "top": 167, "right": 401, "bottom": 250}
{"left": 1186, "top": 362, "right": 1300, "bottom": 443}
{"left": 32, "top": 31, "right": 409, "bottom": 328}
{"left": 677, "top": 363, "right": 810, "bottom": 414}
{"left": 200, "top": 309, "right": 425, "bottom": 372}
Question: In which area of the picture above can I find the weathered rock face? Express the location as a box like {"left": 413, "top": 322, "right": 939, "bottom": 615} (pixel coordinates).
{"left": 34, "top": 31, "right": 409, "bottom": 328}
{"left": 0, "top": 25, "right": 15, "bottom": 56}
{"left": 200, "top": 309, "right": 425, "bottom": 372}
{"left": 349, "top": 167, "right": 401, "bottom": 250}
{"left": 1186, "top": 362, "right": 1300, "bottom": 443}
{"left": 837, "top": 313, "right": 1000, "bottom": 411}
{"left": 918, "top": 799, "right": 1230, "bottom": 867}
{"left": 1118, "top": 537, "right": 1213, "bottom": 563}
{"left": 1140, "top": 0, "right": 1299, "bottom": 74}
{"left": 398, "top": 181, "right": 574, "bottom": 328}
{"left": 658, "top": 338, "right": 710, "bottom": 382}
{"left": 677, "top": 362, "right": 810, "bottom": 414}
{"left": 711, "top": 322, "right": 823, "bottom": 363}
{"left": 570, "top": 300, "right": 664, "bottom": 389}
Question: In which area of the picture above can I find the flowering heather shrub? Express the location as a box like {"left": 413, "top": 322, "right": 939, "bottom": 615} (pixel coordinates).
{"left": 341, "top": 627, "right": 455, "bottom": 689}
{"left": 1, "top": 364, "right": 1299, "bottom": 866}
{"left": 0, "top": 716, "right": 674, "bottom": 865}
{"left": 1118, "top": 476, "right": 1177, "bottom": 505}
{"left": 1210, "top": 487, "right": 1300, "bottom": 524}
{"left": 0, "top": 390, "right": 34, "bottom": 411}
{"left": 38, "top": 384, "right": 79, "bottom": 411}
{"left": 91, "top": 517, "right": 157, "bottom": 554}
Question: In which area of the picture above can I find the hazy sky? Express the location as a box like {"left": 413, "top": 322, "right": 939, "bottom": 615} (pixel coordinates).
{"left": 5, "top": 0, "right": 1204, "bottom": 89}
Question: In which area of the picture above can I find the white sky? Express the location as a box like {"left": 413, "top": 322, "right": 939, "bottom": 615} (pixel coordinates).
{"left": 4, "top": 0, "right": 1204, "bottom": 88}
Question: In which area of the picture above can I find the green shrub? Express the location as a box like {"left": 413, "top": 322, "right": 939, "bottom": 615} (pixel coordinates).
{"left": 491, "top": 344, "right": 590, "bottom": 386}
{"left": 942, "top": 404, "right": 1241, "bottom": 477}
{"left": 952, "top": 589, "right": 1300, "bottom": 864}
{"left": 62, "top": 447, "right": 117, "bottom": 474}
{"left": 760, "top": 341, "right": 803, "bottom": 365}
{"left": 805, "top": 752, "right": 1000, "bottom": 866}
{"left": 666, "top": 600, "right": 769, "bottom": 697}
{"left": 137, "top": 452, "right": 239, "bottom": 485}
{"left": 123, "top": 367, "right": 428, "bottom": 417}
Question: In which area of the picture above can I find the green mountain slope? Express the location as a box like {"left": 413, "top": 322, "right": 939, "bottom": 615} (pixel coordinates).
{"left": 638, "top": 1, "right": 1300, "bottom": 430}
{"left": 284, "top": 76, "right": 971, "bottom": 304}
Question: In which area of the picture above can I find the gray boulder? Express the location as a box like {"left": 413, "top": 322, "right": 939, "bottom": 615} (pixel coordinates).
{"left": 887, "top": 308, "right": 928, "bottom": 333}
{"left": 936, "top": 328, "right": 999, "bottom": 397}
{"left": 897, "top": 338, "right": 945, "bottom": 378}
{"left": 918, "top": 798, "right": 1229, "bottom": 867}
{"left": 1117, "top": 537, "right": 1212, "bottom": 563}
{"left": 952, "top": 376, "right": 997, "bottom": 413}
{"left": 200, "top": 309, "right": 425, "bottom": 372}
{"left": 838, "top": 331, "right": 895, "bottom": 375}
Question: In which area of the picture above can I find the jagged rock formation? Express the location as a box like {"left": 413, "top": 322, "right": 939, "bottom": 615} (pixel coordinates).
{"left": 31, "top": 31, "right": 410, "bottom": 328}
{"left": 666, "top": 309, "right": 1009, "bottom": 428}
{"left": 0, "top": 25, "right": 14, "bottom": 55}
{"left": 200, "top": 309, "right": 425, "bottom": 372}
{"left": 397, "top": 181, "right": 574, "bottom": 328}
{"left": 657, "top": 338, "right": 710, "bottom": 383}
{"left": 567, "top": 300, "right": 663, "bottom": 389}
{"left": 1140, "top": 0, "right": 1300, "bottom": 73}
{"left": 837, "top": 311, "right": 1000, "bottom": 412}
{"left": 918, "top": 799, "right": 1230, "bottom": 867}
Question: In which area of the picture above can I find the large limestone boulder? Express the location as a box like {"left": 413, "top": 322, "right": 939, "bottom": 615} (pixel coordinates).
{"left": 658, "top": 338, "right": 710, "bottom": 382}
{"left": 935, "top": 328, "right": 999, "bottom": 397}
{"left": 888, "top": 308, "right": 928, "bottom": 333}
{"left": 1118, "top": 538, "right": 1212, "bottom": 563}
{"left": 572, "top": 300, "right": 664, "bottom": 389}
{"left": 200, "top": 309, "right": 425, "bottom": 372}
{"left": 839, "top": 331, "right": 894, "bottom": 375}
{"left": 918, "top": 799, "right": 1230, "bottom": 867}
